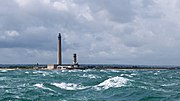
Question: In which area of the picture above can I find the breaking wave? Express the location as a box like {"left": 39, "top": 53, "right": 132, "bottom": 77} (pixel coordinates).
{"left": 51, "top": 82, "right": 89, "bottom": 90}
{"left": 34, "top": 83, "right": 54, "bottom": 91}
{"left": 34, "top": 83, "right": 44, "bottom": 88}
{"left": 95, "top": 76, "right": 129, "bottom": 90}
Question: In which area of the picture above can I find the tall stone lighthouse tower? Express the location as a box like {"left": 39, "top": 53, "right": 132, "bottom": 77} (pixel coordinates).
{"left": 57, "top": 33, "right": 62, "bottom": 65}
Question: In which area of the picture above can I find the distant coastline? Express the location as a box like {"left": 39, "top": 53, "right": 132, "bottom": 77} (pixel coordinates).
{"left": 0, "top": 64, "right": 179, "bottom": 70}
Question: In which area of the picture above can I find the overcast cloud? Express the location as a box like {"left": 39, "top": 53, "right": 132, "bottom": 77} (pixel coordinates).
{"left": 1, "top": 0, "right": 180, "bottom": 65}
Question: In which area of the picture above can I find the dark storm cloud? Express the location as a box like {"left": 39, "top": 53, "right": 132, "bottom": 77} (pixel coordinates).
{"left": 1, "top": 0, "right": 180, "bottom": 65}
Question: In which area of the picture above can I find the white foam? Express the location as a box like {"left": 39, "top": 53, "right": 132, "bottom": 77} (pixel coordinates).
{"left": 0, "top": 70, "right": 8, "bottom": 72}
{"left": 162, "top": 83, "right": 177, "bottom": 87}
{"left": 25, "top": 71, "right": 29, "bottom": 74}
{"left": 151, "top": 87, "right": 171, "bottom": 93}
{"left": 100, "top": 70, "right": 107, "bottom": 72}
{"left": 139, "top": 86, "right": 148, "bottom": 89}
{"left": 95, "top": 76, "right": 129, "bottom": 90}
{"left": 82, "top": 69, "right": 95, "bottom": 72}
{"left": 51, "top": 82, "right": 89, "bottom": 90}
{"left": 120, "top": 74, "right": 133, "bottom": 78}
{"left": 34, "top": 83, "right": 54, "bottom": 91}
{"left": 131, "top": 73, "right": 137, "bottom": 76}
{"left": 67, "top": 70, "right": 82, "bottom": 73}
{"left": 33, "top": 71, "right": 48, "bottom": 74}
{"left": 80, "top": 74, "right": 100, "bottom": 79}
{"left": 34, "top": 83, "right": 44, "bottom": 88}
{"left": 33, "top": 71, "right": 50, "bottom": 76}
{"left": 109, "top": 69, "right": 120, "bottom": 72}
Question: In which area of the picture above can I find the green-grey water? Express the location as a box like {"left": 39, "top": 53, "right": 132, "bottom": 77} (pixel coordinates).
{"left": 0, "top": 69, "right": 180, "bottom": 101}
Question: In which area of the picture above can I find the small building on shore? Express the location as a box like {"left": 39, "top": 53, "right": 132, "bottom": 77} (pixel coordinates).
{"left": 47, "top": 64, "right": 57, "bottom": 70}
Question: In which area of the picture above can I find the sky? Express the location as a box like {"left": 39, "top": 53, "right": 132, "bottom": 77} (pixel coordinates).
{"left": 1, "top": 0, "right": 180, "bottom": 65}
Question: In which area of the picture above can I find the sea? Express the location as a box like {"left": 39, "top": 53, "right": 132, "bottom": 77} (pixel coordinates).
{"left": 0, "top": 66, "right": 180, "bottom": 101}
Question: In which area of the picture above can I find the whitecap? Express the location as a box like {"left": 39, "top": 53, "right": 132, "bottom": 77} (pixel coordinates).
{"left": 139, "top": 86, "right": 148, "bottom": 90}
{"left": 154, "top": 72, "right": 158, "bottom": 75}
{"left": 34, "top": 83, "right": 44, "bottom": 88}
{"left": 34, "top": 83, "right": 54, "bottom": 91}
{"left": 80, "top": 74, "right": 100, "bottom": 79}
{"left": 120, "top": 74, "right": 133, "bottom": 78}
{"left": 151, "top": 87, "right": 172, "bottom": 93}
{"left": 42, "top": 73, "right": 46, "bottom": 76}
{"left": 125, "top": 74, "right": 133, "bottom": 78}
{"left": 61, "top": 70, "right": 66, "bottom": 72}
{"left": 15, "top": 96, "right": 20, "bottom": 99}
{"left": 100, "top": 70, "right": 107, "bottom": 72}
{"left": 95, "top": 76, "right": 129, "bottom": 90}
{"left": 51, "top": 82, "right": 89, "bottom": 90}
{"left": 108, "top": 69, "right": 120, "bottom": 72}
{"left": 82, "top": 69, "right": 95, "bottom": 72}
{"left": 33, "top": 71, "right": 50, "bottom": 76}
{"left": 162, "top": 83, "right": 177, "bottom": 87}
{"left": 0, "top": 70, "right": 8, "bottom": 72}
{"left": 25, "top": 71, "right": 29, "bottom": 74}
{"left": 33, "top": 71, "right": 47, "bottom": 74}
{"left": 131, "top": 73, "right": 137, "bottom": 76}
{"left": 67, "top": 70, "right": 82, "bottom": 73}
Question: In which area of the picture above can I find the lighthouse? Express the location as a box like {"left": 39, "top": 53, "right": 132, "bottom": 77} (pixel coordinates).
{"left": 47, "top": 32, "right": 79, "bottom": 70}
{"left": 57, "top": 33, "right": 62, "bottom": 65}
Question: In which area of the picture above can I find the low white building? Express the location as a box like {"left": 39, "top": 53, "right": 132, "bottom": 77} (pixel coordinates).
{"left": 47, "top": 64, "right": 57, "bottom": 70}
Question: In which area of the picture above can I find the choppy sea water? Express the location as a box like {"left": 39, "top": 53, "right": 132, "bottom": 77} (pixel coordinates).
{"left": 0, "top": 69, "right": 180, "bottom": 101}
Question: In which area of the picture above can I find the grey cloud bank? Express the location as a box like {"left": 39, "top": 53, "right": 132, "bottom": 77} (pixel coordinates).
{"left": 0, "top": 0, "right": 180, "bottom": 65}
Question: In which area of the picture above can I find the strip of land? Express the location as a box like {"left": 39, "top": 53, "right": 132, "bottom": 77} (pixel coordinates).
{"left": 0, "top": 64, "right": 179, "bottom": 70}
{"left": 0, "top": 67, "right": 178, "bottom": 70}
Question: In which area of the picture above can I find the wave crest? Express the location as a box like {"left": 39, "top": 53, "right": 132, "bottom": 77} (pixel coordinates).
{"left": 80, "top": 74, "right": 101, "bottom": 79}
{"left": 95, "top": 76, "right": 129, "bottom": 90}
{"left": 34, "top": 83, "right": 54, "bottom": 91}
{"left": 51, "top": 82, "right": 89, "bottom": 90}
